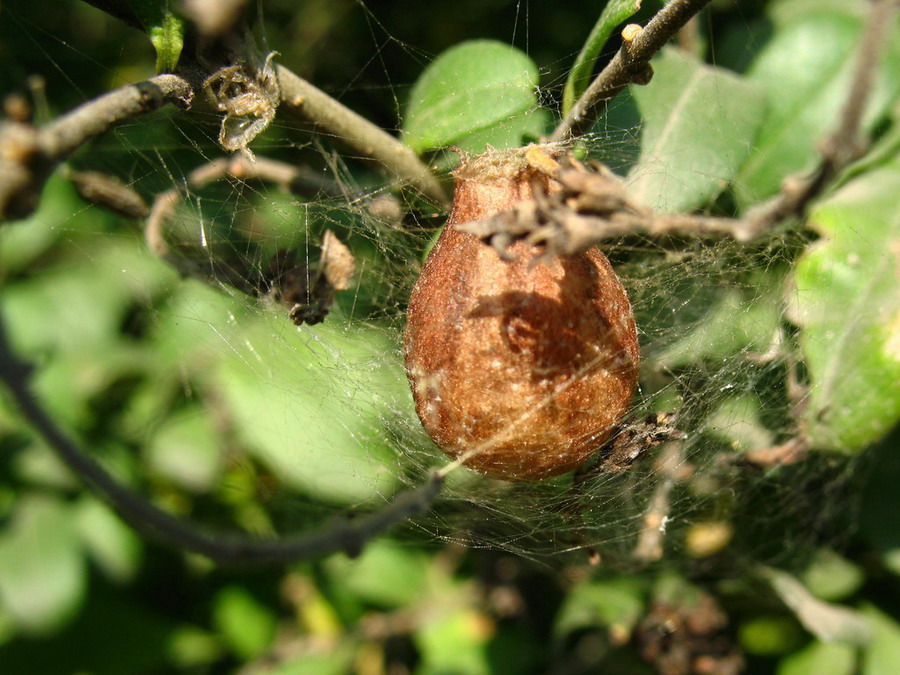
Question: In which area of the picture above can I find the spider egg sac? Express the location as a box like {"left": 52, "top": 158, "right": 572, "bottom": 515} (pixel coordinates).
{"left": 403, "top": 147, "right": 640, "bottom": 481}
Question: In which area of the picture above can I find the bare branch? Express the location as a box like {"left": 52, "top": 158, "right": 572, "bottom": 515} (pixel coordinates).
{"left": 63, "top": 169, "right": 150, "bottom": 219}
{"left": 744, "top": 0, "right": 899, "bottom": 232}
{"left": 42, "top": 74, "right": 193, "bottom": 157}
{"left": 0, "top": 74, "right": 192, "bottom": 221}
{"left": 276, "top": 64, "right": 449, "bottom": 206}
{"left": 455, "top": 154, "right": 761, "bottom": 261}
{"left": 551, "top": 0, "right": 713, "bottom": 142}
{"left": 0, "top": 315, "right": 443, "bottom": 565}
{"left": 144, "top": 153, "right": 398, "bottom": 275}
{"left": 145, "top": 155, "right": 384, "bottom": 323}
{"left": 632, "top": 442, "right": 691, "bottom": 564}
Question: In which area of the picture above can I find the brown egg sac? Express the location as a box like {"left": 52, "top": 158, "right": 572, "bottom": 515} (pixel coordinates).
{"left": 403, "top": 147, "right": 640, "bottom": 481}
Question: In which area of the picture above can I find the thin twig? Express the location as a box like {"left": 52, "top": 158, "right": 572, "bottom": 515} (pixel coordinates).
{"left": 41, "top": 74, "right": 193, "bottom": 157}
{"left": 0, "top": 314, "right": 443, "bottom": 564}
{"left": 632, "top": 442, "right": 690, "bottom": 564}
{"left": 551, "top": 0, "right": 713, "bottom": 142}
{"left": 144, "top": 154, "right": 400, "bottom": 292}
{"left": 276, "top": 65, "right": 449, "bottom": 206}
{"left": 0, "top": 74, "right": 192, "bottom": 221}
{"left": 744, "top": 0, "right": 899, "bottom": 233}
{"left": 455, "top": 154, "right": 763, "bottom": 260}
{"left": 63, "top": 168, "right": 150, "bottom": 219}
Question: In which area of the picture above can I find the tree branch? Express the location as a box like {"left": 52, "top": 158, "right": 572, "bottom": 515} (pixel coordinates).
{"left": 455, "top": 152, "right": 757, "bottom": 260}
{"left": 0, "top": 74, "right": 193, "bottom": 222}
{"left": 42, "top": 75, "right": 193, "bottom": 157}
{"left": 743, "top": 0, "right": 899, "bottom": 233}
{"left": 551, "top": 0, "right": 713, "bottom": 142}
{"left": 144, "top": 154, "right": 402, "bottom": 307}
{"left": 473, "top": 0, "right": 897, "bottom": 257}
{"left": 276, "top": 65, "right": 449, "bottom": 206}
{"left": 0, "top": 313, "right": 443, "bottom": 565}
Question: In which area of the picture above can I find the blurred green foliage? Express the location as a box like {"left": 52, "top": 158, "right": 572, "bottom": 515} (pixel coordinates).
{"left": 0, "top": 0, "right": 898, "bottom": 673}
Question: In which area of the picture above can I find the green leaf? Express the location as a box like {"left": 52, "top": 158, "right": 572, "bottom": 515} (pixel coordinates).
{"left": 167, "top": 625, "right": 224, "bottom": 668}
{"left": 763, "top": 567, "right": 872, "bottom": 645}
{"left": 801, "top": 549, "right": 864, "bottom": 603}
{"left": 451, "top": 107, "right": 550, "bottom": 155}
{"left": 148, "top": 13, "right": 184, "bottom": 73}
{"left": 146, "top": 406, "right": 223, "bottom": 493}
{"left": 734, "top": 5, "right": 900, "bottom": 208}
{"left": 788, "top": 161, "right": 900, "bottom": 453}
{"left": 777, "top": 640, "right": 856, "bottom": 675}
{"left": 12, "top": 441, "right": 78, "bottom": 490}
{"left": 74, "top": 497, "right": 143, "bottom": 584}
{"left": 562, "top": 0, "right": 642, "bottom": 115}
{"left": 861, "top": 604, "right": 900, "bottom": 675}
{"left": 0, "top": 495, "right": 86, "bottom": 634}
{"left": 654, "top": 285, "right": 782, "bottom": 369}
{"left": 212, "top": 586, "right": 277, "bottom": 661}
{"left": 128, "top": 1, "right": 184, "bottom": 72}
{"left": 739, "top": 616, "right": 804, "bottom": 656}
{"left": 554, "top": 577, "right": 645, "bottom": 641}
{"left": 0, "top": 173, "right": 72, "bottom": 273}
{"left": 705, "top": 395, "right": 775, "bottom": 453}
{"left": 325, "top": 539, "right": 430, "bottom": 609}
{"left": 271, "top": 647, "right": 355, "bottom": 675}
{"left": 212, "top": 318, "right": 404, "bottom": 506}
{"left": 626, "top": 48, "right": 767, "bottom": 213}
{"left": 415, "top": 610, "right": 492, "bottom": 675}
{"left": 403, "top": 40, "right": 542, "bottom": 154}
{"left": 1, "top": 240, "right": 175, "bottom": 358}
{"left": 766, "top": 0, "right": 867, "bottom": 30}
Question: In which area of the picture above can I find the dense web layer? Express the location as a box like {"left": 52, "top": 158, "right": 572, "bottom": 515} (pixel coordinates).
{"left": 0, "top": 0, "right": 864, "bottom": 570}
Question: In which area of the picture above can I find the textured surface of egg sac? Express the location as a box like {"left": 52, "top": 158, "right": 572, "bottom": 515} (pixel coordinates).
{"left": 404, "top": 150, "right": 640, "bottom": 481}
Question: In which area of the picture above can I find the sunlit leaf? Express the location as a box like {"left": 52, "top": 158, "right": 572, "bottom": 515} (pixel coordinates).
{"left": 212, "top": 318, "right": 404, "bottom": 506}
{"left": 325, "top": 539, "right": 430, "bottom": 609}
{"left": 167, "top": 626, "right": 224, "bottom": 669}
{"left": 146, "top": 407, "right": 223, "bottom": 493}
{"left": 74, "top": 497, "right": 143, "bottom": 584}
{"left": 212, "top": 587, "right": 277, "bottom": 660}
{"left": 451, "top": 107, "right": 550, "bottom": 155}
{"left": 801, "top": 549, "right": 864, "bottom": 603}
{"left": 777, "top": 640, "right": 856, "bottom": 675}
{"left": 627, "top": 48, "right": 766, "bottom": 213}
{"left": 789, "top": 161, "right": 900, "bottom": 453}
{"left": 0, "top": 496, "right": 86, "bottom": 634}
{"left": 861, "top": 604, "right": 900, "bottom": 674}
{"left": 273, "top": 647, "right": 355, "bottom": 675}
{"left": 12, "top": 441, "right": 78, "bottom": 490}
{"left": 415, "top": 610, "right": 492, "bottom": 675}
{"left": 403, "top": 40, "right": 542, "bottom": 153}
{"left": 127, "top": 1, "right": 184, "bottom": 72}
